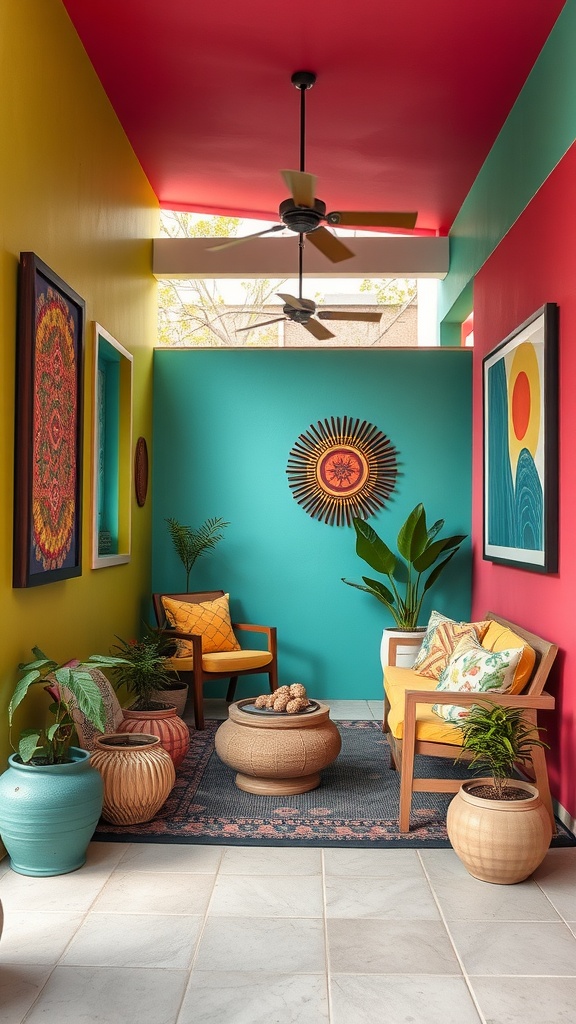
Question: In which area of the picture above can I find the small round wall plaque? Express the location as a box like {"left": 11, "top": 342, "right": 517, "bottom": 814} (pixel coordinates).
{"left": 134, "top": 437, "right": 149, "bottom": 507}
{"left": 286, "top": 416, "right": 398, "bottom": 526}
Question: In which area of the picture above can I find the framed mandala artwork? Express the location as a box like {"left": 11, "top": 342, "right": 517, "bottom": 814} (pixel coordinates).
{"left": 13, "top": 253, "right": 85, "bottom": 587}
{"left": 286, "top": 416, "right": 398, "bottom": 526}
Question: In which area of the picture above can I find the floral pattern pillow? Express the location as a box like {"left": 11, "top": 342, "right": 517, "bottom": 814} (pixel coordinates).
{"left": 432, "top": 634, "right": 523, "bottom": 724}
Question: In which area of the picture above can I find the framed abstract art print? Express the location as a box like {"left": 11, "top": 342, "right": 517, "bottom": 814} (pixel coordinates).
{"left": 483, "top": 303, "right": 558, "bottom": 573}
{"left": 13, "top": 253, "right": 85, "bottom": 587}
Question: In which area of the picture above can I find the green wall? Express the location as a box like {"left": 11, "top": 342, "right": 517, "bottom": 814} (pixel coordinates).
{"left": 439, "top": 0, "right": 576, "bottom": 328}
{"left": 152, "top": 349, "right": 472, "bottom": 700}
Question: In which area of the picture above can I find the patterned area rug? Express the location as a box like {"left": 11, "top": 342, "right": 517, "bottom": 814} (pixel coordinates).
{"left": 93, "top": 720, "right": 576, "bottom": 849}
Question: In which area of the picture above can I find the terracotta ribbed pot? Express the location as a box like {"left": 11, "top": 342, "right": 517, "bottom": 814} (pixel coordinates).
{"left": 90, "top": 733, "right": 175, "bottom": 825}
{"left": 120, "top": 705, "right": 190, "bottom": 768}
{"left": 446, "top": 778, "right": 552, "bottom": 884}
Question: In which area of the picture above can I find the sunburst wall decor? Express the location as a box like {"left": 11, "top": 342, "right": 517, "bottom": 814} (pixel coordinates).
{"left": 286, "top": 416, "right": 398, "bottom": 526}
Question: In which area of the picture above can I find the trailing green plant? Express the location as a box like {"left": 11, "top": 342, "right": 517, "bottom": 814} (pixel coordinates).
{"left": 341, "top": 504, "right": 466, "bottom": 629}
{"left": 9, "top": 648, "right": 117, "bottom": 765}
{"left": 166, "top": 516, "right": 229, "bottom": 590}
{"left": 104, "top": 624, "right": 178, "bottom": 711}
{"left": 456, "top": 700, "right": 548, "bottom": 799}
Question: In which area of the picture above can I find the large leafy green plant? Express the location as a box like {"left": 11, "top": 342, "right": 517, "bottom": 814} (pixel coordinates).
{"left": 342, "top": 503, "right": 466, "bottom": 629}
{"left": 166, "top": 516, "right": 229, "bottom": 591}
{"left": 457, "top": 701, "right": 548, "bottom": 799}
{"left": 9, "top": 649, "right": 117, "bottom": 765}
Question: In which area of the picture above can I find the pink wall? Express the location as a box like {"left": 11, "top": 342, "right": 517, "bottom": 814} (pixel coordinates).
{"left": 471, "top": 141, "right": 576, "bottom": 819}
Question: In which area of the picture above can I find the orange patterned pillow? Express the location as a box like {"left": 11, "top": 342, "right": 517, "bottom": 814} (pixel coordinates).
{"left": 414, "top": 619, "right": 491, "bottom": 680}
{"left": 161, "top": 594, "right": 241, "bottom": 657}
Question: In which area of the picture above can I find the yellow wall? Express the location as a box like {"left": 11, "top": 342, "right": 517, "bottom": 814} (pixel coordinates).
{"left": 0, "top": 0, "right": 159, "bottom": 763}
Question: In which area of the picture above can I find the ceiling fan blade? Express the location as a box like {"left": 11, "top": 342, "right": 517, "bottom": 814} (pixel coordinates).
{"left": 208, "top": 224, "right": 285, "bottom": 251}
{"left": 235, "top": 317, "right": 286, "bottom": 334}
{"left": 317, "top": 310, "right": 383, "bottom": 322}
{"left": 280, "top": 169, "right": 317, "bottom": 208}
{"left": 276, "top": 292, "right": 306, "bottom": 310}
{"left": 302, "top": 318, "right": 335, "bottom": 341}
{"left": 326, "top": 211, "right": 418, "bottom": 229}
{"left": 306, "top": 226, "right": 354, "bottom": 263}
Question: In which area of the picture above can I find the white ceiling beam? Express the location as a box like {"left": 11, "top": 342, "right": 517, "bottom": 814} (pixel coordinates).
{"left": 152, "top": 236, "right": 448, "bottom": 279}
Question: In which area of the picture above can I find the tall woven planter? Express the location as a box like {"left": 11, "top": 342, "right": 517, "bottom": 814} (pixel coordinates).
{"left": 149, "top": 683, "right": 188, "bottom": 718}
{"left": 446, "top": 778, "right": 552, "bottom": 884}
{"left": 90, "top": 733, "right": 175, "bottom": 825}
{"left": 120, "top": 705, "right": 190, "bottom": 768}
{"left": 0, "top": 747, "right": 103, "bottom": 876}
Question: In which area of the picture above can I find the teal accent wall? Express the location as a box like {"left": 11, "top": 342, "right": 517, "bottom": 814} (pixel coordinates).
{"left": 440, "top": 0, "right": 576, "bottom": 325}
{"left": 152, "top": 349, "right": 472, "bottom": 699}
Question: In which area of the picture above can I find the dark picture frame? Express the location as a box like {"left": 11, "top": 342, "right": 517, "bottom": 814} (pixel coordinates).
{"left": 483, "top": 303, "right": 558, "bottom": 573}
{"left": 13, "top": 253, "right": 85, "bottom": 587}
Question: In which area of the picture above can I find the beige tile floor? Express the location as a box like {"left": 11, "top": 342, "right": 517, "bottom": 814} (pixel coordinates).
{"left": 1, "top": 701, "right": 576, "bottom": 1024}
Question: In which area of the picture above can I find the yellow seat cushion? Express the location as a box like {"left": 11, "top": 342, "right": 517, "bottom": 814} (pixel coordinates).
{"left": 481, "top": 622, "right": 536, "bottom": 694}
{"left": 165, "top": 650, "right": 273, "bottom": 674}
{"left": 384, "top": 665, "right": 464, "bottom": 746}
{"left": 162, "top": 594, "right": 241, "bottom": 656}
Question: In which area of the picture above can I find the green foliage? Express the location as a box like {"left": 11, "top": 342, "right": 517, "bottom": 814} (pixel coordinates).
{"left": 9, "top": 648, "right": 118, "bottom": 765}
{"left": 157, "top": 212, "right": 288, "bottom": 347}
{"left": 457, "top": 701, "right": 548, "bottom": 799}
{"left": 341, "top": 504, "right": 466, "bottom": 629}
{"left": 108, "top": 625, "right": 177, "bottom": 710}
{"left": 166, "top": 516, "right": 229, "bottom": 590}
{"left": 359, "top": 278, "right": 417, "bottom": 305}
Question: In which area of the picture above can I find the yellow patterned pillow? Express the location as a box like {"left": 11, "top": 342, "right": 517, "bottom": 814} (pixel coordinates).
{"left": 161, "top": 594, "right": 241, "bottom": 657}
{"left": 414, "top": 619, "right": 491, "bottom": 680}
{"left": 481, "top": 622, "right": 536, "bottom": 695}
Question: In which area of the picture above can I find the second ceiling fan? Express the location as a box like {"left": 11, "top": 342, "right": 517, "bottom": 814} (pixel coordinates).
{"left": 210, "top": 69, "right": 418, "bottom": 263}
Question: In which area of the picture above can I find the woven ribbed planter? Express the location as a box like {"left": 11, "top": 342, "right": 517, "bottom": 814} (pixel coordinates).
{"left": 90, "top": 733, "right": 175, "bottom": 825}
{"left": 446, "top": 778, "right": 552, "bottom": 884}
{"left": 149, "top": 683, "right": 188, "bottom": 718}
{"left": 119, "top": 705, "right": 190, "bottom": 768}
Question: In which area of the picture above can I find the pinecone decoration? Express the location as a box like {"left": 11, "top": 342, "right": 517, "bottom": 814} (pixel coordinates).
{"left": 286, "top": 697, "right": 308, "bottom": 714}
{"left": 273, "top": 693, "right": 291, "bottom": 712}
{"left": 254, "top": 694, "right": 269, "bottom": 708}
{"left": 265, "top": 693, "right": 277, "bottom": 708}
{"left": 275, "top": 685, "right": 292, "bottom": 698}
{"left": 289, "top": 683, "right": 307, "bottom": 699}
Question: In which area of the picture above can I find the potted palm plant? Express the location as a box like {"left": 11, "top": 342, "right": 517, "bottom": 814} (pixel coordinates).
{"left": 166, "top": 515, "right": 229, "bottom": 591}
{"left": 446, "top": 700, "right": 552, "bottom": 883}
{"left": 0, "top": 648, "right": 116, "bottom": 876}
{"left": 102, "top": 625, "right": 190, "bottom": 768}
{"left": 342, "top": 503, "right": 466, "bottom": 667}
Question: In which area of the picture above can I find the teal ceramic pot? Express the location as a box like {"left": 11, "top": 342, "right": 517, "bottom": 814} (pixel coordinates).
{"left": 0, "top": 747, "right": 104, "bottom": 876}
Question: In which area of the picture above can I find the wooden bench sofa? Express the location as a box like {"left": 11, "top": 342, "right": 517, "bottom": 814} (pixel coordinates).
{"left": 383, "top": 612, "right": 558, "bottom": 833}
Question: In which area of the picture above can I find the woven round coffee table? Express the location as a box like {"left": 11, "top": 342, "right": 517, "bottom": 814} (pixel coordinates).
{"left": 215, "top": 698, "right": 342, "bottom": 795}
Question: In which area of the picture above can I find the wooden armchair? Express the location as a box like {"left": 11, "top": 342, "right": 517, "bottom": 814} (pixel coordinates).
{"left": 383, "top": 612, "right": 558, "bottom": 832}
{"left": 152, "top": 590, "right": 278, "bottom": 730}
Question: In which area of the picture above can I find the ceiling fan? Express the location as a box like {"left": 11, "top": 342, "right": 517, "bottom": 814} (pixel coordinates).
{"left": 235, "top": 235, "right": 383, "bottom": 340}
{"left": 209, "top": 69, "right": 418, "bottom": 264}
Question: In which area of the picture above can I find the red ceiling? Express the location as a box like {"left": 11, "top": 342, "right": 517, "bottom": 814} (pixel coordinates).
{"left": 62, "top": 0, "right": 564, "bottom": 234}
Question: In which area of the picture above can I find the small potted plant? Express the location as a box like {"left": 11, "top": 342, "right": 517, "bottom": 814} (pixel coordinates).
{"left": 342, "top": 503, "right": 466, "bottom": 668}
{"left": 0, "top": 648, "right": 116, "bottom": 876}
{"left": 446, "top": 700, "right": 552, "bottom": 884}
{"left": 166, "top": 515, "right": 229, "bottom": 591}
{"left": 104, "top": 625, "right": 190, "bottom": 768}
